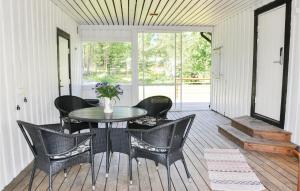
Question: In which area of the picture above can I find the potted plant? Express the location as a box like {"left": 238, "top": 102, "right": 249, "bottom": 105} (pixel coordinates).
{"left": 95, "top": 82, "right": 123, "bottom": 113}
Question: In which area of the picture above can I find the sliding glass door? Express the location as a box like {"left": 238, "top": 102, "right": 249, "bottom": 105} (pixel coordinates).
{"left": 138, "top": 32, "right": 211, "bottom": 111}
{"left": 138, "top": 33, "right": 181, "bottom": 110}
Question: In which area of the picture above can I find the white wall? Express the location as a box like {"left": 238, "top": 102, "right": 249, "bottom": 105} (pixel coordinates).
{"left": 284, "top": 0, "right": 300, "bottom": 144}
{"left": 211, "top": 0, "right": 300, "bottom": 143}
{"left": 0, "top": 0, "right": 81, "bottom": 189}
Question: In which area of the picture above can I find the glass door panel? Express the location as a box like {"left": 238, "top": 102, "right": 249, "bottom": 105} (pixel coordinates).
{"left": 174, "top": 33, "right": 182, "bottom": 110}
{"left": 181, "top": 32, "right": 211, "bottom": 110}
{"left": 138, "top": 32, "right": 211, "bottom": 111}
{"left": 138, "top": 33, "right": 176, "bottom": 109}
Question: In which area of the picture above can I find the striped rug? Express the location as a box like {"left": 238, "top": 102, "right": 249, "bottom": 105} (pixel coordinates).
{"left": 204, "top": 149, "right": 265, "bottom": 191}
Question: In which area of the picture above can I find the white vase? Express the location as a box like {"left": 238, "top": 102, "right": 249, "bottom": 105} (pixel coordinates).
{"left": 103, "top": 97, "right": 113, "bottom": 113}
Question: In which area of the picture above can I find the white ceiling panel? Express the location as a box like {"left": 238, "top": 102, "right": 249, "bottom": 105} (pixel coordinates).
{"left": 51, "top": 0, "right": 260, "bottom": 26}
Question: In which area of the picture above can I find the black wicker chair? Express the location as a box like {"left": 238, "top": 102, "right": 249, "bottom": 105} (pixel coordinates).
{"left": 128, "top": 96, "right": 172, "bottom": 128}
{"left": 54, "top": 95, "right": 98, "bottom": 133}
{"left": 17, "top": 121, "right": 96, "bottom": 191}
{"left": 127, "top": 114, "right": 195, "bottom": 191}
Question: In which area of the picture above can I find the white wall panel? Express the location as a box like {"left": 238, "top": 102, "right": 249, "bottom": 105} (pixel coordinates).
{"left": 0, "top": 0, "right": 81, "bottom": 189}
{"left": 284, "top": 0, "right": 300, "bottom": 144}
{"left": 211, "top": 0, "right": 300, "bottom": 144}
{"left": 211, "top": 10, "right": 254, "bottom": 118}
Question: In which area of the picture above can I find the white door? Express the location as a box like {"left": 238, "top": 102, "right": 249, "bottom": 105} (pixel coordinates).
{"left": 255, "top": 5, "right": 286, "bottom": 121}
{"left": 58, "top": 36, "right": 71, "bottom": 95}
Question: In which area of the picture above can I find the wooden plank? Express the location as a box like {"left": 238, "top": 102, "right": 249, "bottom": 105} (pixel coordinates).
{"left": 9, "top": 169, "right": 42, "bottom": 191}
{"left": 247, "top": 158, "right": 293, "bottom": 191}
{"left": 219, "top": 124, "right": 295, "bottom": 155}
{"left": 58, "top": 164, "right": 81, "bottom": 190}
{"left": 232, "top": 116, "right": 291, "bottom": 142}
{"left": 24, "top": 170, "right": 47, "bottom": 191}
{"left": 137, "top": 158, "right": 151, "bottom": 190}
{"left": 128, "top": 158, "right": 140, "bottom": 191}
{"left": 94, "top": 153, "right": 108, "bottom": 190}
{"left": 70, "top": 163, "right": 90, "bottom": 191}
{"left": 4, "top": 111, "right": 298, "bottom": 191}
{"left": 157, "top": 163, "right": 176, "bottom": 191}
{"left": 175, "top": 112, "right": 287, "bottom": 191}
{"left": 183, "top": 144, "right": 210, "bottom": 185}
{"left": 247, "top": 153, "right": 296, "bottom": 190}
{"left": 181, "top": 152, "right": 210, "bottom": 191}
{"left": 145, "top": 160, "right": 164, "bottom": 191}
{"left": 35, "top": 170, "right": 59, "bottom": 190}
{"left": 105, "top": 152, "right": 120, "bottom": 191}
{"left": 3, "top": 162, "right": 33, "bottom": 191}
{"left": 82, "top": 153, "right": 104, "bottom": 191}
{"left": 169, "top": 163, "right": 187, "bottom": 191}
{"left": 117, "top": 153, "right": 129, "bottom": 191}
{"left": 51, "top": 168, "right": 69, "bottom": 190}
{"left": 253, "top": 152, "right": 297, "bottom": 184}
{"left": 174, "top": 160, "right": 200, "bottom": 191}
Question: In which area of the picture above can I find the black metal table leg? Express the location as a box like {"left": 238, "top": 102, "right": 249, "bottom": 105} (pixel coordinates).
{"left": 105, "top": 122, "right": 111, "bottom": 178}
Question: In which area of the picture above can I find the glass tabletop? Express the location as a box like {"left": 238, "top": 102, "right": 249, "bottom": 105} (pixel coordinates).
{"left": 69, "top": 106, "right": 147, "bottom": 123}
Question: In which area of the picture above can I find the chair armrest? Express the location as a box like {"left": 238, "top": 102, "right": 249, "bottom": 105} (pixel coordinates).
{"left": 40, "top": 128, "right": 95, "bottom": 157}
{"left": 156, "top": 108, "right": 170, "bottom": 118}
{"left": 39, "top": 123, "right": 63, "bottom": 132}
{"left": 58, "top": 108, "right": 69, "bottom": 117}
{"left": 126, "top": 120, "right": 176, "bottom": 133}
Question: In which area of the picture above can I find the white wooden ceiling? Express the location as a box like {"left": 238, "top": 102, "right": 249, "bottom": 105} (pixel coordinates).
{"left": 51, "top": 0, "right": 259, "bottom": 26}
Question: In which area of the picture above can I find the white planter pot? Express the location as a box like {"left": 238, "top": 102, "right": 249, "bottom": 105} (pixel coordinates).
{"left": 103, "top": 97, "right": 113, "bottom": 113}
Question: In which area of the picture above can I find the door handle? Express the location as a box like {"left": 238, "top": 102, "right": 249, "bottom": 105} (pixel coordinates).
{"left": 273, "top": 47, "right": 284, "bottom": 65}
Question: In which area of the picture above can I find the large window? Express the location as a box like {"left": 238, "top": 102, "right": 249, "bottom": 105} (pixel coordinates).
{"left": 138, "top": 32, "right": 211, "bottom": 110}
{"left": 82, "top": 42, "right": 132, "bottom": 84}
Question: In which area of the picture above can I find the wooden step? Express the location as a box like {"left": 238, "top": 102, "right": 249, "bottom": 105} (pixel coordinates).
{"left": 231, "top": 116, "right": 291, "bottom": 142}
{"left": 218, "top": 124, "right": 296, "bottom": 156}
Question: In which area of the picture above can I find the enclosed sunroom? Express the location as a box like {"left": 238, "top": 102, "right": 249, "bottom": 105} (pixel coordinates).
{"left": 1, "top": 0, "right": 300, "bottom": 190}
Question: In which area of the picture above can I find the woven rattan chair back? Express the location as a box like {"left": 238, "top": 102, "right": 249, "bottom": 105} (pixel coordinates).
{"left": 17, "top": 121, "right": 49, "bottom": 159}
{"left": 169, "top": 114, "right": 195, "bottom": 152}
{"left": 135, "top": 96, "right": 172, "bottom": 118}
{"left": 54, "top": 95, "right": 94, "bottom": 118}
{"left": 130, "top": 114, "right": 195, "bottom": 150}
{"left": 17, "top": 120, "right": 96, "bottom": 191}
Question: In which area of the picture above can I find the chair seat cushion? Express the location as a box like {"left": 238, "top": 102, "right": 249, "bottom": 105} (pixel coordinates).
{"left": 50, "top": 140, "right": 90, "bottom": 159}
{"left": 133, "top": 116, "right": 159, "bottom": 126}
{"left": 62, "top": 117, "right": 80, "bottom": 123}
{"left": 131, "top": 137, "right": 167, "bottom": 153}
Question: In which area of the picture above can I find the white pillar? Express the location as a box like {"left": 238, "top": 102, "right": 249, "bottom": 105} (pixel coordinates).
{"left": 131, "top": 30, "right": 139, "bottom": 105}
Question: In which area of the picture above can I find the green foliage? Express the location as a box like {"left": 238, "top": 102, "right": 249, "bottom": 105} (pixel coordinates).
{"left": 96, "top": 85, "right": 121, "bottom": 100}
{"left": 138, "top": 32, "right": 211, "bottom": 84}
{"left": 83, "top": 32, "right": 211, "bottom": 85}
{"left": 95, "top": 82, "right": 123, "bottom": 100}
{"left": 83, "top": 42, "right": 131, "bottom": 83}
{"left": 182, "top": 32, "right": 211, "bottom": 78}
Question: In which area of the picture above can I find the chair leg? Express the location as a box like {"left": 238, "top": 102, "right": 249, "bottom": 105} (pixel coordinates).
{"left": 135, "top": 158, "right": 141, "bottom": 165}
{"left": 128, "top": 133, "right": 133, "bottom": 184}
{"left": 48, "top": 169, "right": 52, "bottom": 191}
{"left": 64, "top": 168, "right": 67, "bottom": 178}
{"left": 91, "top": 155, "right": 95, "bottom": 190}
{"left": 129, "top": 155, "right": 133, "bottom": 184}
{"left": 181, "top": 156, "right": 191, "bottom": 181}
{"left": 28, "top": 161, "right": 36, "bottom": 191}
{"left": 166, "top": 159, "right": 171, "bottom": 191}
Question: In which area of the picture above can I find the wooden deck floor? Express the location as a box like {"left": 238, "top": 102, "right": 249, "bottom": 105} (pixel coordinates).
{"left": 4, "top": 111, "right": 298, "bottom": 191}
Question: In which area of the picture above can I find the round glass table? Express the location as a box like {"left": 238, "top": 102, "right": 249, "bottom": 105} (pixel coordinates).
{"left": 69, "top": 106, "right": 147, "bottom": 177}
